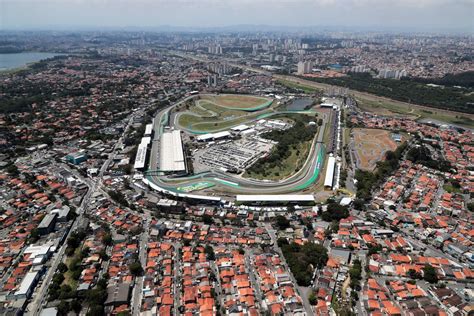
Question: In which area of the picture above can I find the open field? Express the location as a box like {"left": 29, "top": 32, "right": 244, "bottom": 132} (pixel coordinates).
{"left": 352, "top": 128, "right": 401, "bottom": 171}
{"left": 200, "top": 94, "right": 273, "bottom": 110}
{"left": 356, "top": 96, "right": 474, "bottom": 128}
{"left": 277, "top": 79, "right": 323, "bottom": 94}
{"left": 275, "top": 75, "right": 474, "bottom": 129}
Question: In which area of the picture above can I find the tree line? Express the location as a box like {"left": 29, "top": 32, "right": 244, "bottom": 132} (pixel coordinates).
{"left": 355, "top": 142, "right": 408, "bottom": 201}
{"left": 301, "top": 72, "right": 474, "bottom": 114}
{"left": 247, "top": 115, "right": 318, "bottom": 175}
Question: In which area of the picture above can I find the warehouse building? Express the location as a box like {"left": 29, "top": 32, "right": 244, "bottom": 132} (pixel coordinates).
{"left": 324, "top": 156, "right": 336, "bottom": 190}
{"left": 14, "top": 271, "right": 40, "bottom": 300}
{"left": 38, "top": 213, "right": 57, "bottom": 235}
{"left": 160, "top": 130, "right": 186, "bottom": 173}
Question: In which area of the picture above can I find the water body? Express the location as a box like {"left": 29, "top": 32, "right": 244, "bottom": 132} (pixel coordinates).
{"left": 0, "top": 52, "right": 64, "bottom": 71}
{"left": 286, "top": 98, "right": 314, "bottom": 111}
{"left": 328, "top": 63, "right": 342, "bottom": 70}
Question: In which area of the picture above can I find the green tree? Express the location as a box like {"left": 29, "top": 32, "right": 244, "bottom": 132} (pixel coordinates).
{"left": 308, "top": 291, "right": 317, "bottom": 305}
{"left": 202, "top": 214, "right": 214, "bottom": 225}
{"left": 71, "top": 300, "right": 82, "bottom": 313}
{"left": 57, "top": 262, "right": 68, "bottom": 274}
{"left": 129, "top": 262, "right": 143, "bottom": 276}
{"left": 408, "top": 269, "right": 422, "bottom": 280}
{"left": 423, "top": 264, "right": 438, "bottom": 284}
{"left": 205, "top": 245, "right": 216, "bottom": 261}
{"left": 57, "top": 301, "right": 70, "bottom": 315}
{"left": 321, "top": 203, "right": 349, "bottom": 222}
{"left": 275, "top": 215, "right": 291, "bottom": 230}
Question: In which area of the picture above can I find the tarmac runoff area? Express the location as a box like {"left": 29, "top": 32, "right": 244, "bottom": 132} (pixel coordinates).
{"left": 145, "top": 94, "right": 328, "bottom": 196}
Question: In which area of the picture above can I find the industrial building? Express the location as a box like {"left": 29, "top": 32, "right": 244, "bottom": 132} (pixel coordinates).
{"left": 37, "top": 213, "right": 57, "bottom": 235}
{"left": 14, "top": 271, "right": 40, "bottom": 300}
{"left": 324, "top": 156, "right": 336, "bottom": 190}
{"left": 23, "top": 244, "right": 53, "bottom": 266}
{"left": 105, "top": 283, "right": 131, "bottom": 307}
{"left": 50, "top": 206, "right": 71, "bottom": 222}
{"left": 160, "top": 130, "right": 186, "bottom": 173}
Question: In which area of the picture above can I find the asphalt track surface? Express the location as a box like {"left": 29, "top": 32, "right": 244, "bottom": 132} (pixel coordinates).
{"left": 146, "top": 95, "right": 328, "bottom": 194}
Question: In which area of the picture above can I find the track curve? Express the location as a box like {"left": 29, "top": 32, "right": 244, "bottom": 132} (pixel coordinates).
{"left": 146, "top": 94, "right": 328, "bottom": 195}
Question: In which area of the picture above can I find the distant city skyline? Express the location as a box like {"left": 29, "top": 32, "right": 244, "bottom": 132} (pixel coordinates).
{"left": 1, "top": 0, "right": 473, "bottom": 33}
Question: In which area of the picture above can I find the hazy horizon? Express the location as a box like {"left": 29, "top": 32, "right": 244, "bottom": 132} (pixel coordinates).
{"left": 1, "top": 0, "right": 473, "bottom": 33}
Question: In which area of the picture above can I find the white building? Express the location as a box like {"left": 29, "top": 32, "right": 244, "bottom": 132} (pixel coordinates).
{"left": 297, "top": 61, "right": 313, "bottom": 75}
{"left": 324, "top": 156, "right": 336, "bottom": 189}
{"left": 133, "top": 143, "right": 148, "bottom": 170}
{"left": 14, "top": 271, "right": 40, "bottom": 299}
{"left": 160, "top": 130, "right": 186, "bottom": 173}
{"left": 144, "top": 124, "right": 153, "bottom": 136}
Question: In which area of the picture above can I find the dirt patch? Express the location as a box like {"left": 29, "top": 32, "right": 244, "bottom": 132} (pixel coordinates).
{"left": 352, "top": 128, "right": 399, "bottom": 171}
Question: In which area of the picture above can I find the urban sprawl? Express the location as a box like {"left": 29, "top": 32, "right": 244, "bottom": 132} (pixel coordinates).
{"left": 0, "top": 31, "right": 473, "bottom": 316}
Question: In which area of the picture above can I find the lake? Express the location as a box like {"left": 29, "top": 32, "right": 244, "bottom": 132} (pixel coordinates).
{"left": 0, "top": 52, "right": 64, "bottom": 71}
{"left": 286, "top": 98, "right": 314, "bottom": 111}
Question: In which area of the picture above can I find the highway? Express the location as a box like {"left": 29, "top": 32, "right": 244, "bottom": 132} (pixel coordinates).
{"left": 144, "top": 94, "right": 329, "bottom": 195}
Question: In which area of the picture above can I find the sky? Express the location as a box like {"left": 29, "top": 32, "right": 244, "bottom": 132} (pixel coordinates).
{"left": 1, "top": 0, "right": 473, "bottom": 33}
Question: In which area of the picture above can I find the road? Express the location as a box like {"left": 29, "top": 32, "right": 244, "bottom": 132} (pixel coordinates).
{"left": 28, "top": 113, "right": 139, "bottom": 316}
{"left": 265, "top": 223, "right": 313, "bottom": 315}
{"left": 131, "top": 217, "right": 150, "bottom": 316}
{"left": 244, "top": 250, "right": 262, "bottom": 303}
{"left": 29, "top": 183, "right": 91, "bottom": 316}
{"left": 172, "top": 243, "right": 182, "bottom": 316}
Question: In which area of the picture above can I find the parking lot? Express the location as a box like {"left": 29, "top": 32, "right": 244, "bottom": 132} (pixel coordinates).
{"left": 193, "top": 138, "right": 274, "bottom": 173}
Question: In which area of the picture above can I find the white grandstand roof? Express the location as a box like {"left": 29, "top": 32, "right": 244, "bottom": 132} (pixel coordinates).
{"left": 324, "top": 156, "right": 336, "bottom": 188}
{"left": 231, "top": 124, "right": 250, "bottom": 132}
{"left": 236, "top": 195, "right": 314, "bottom": 202}
{"left": 141, "top": 136, "right": 151, "bottom": 146}
{"left": 196, "top": 131, "right": 231, "bottom": 141}
{"left": 241, "top": 128, "right": 256, "bottom": 135}
{"left": 160, "top": 130, "right": 186, "bottom": 172}
{"left": 134, "top": 143, "right": 148, "bottom": 170}
{"left": 144, "top": 124, "right": 153, "bottom": 136}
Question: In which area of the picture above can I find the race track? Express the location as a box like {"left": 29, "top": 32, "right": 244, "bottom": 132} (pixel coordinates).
{"left": 146, "top": 94, "right": 328, "bottom": 195}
